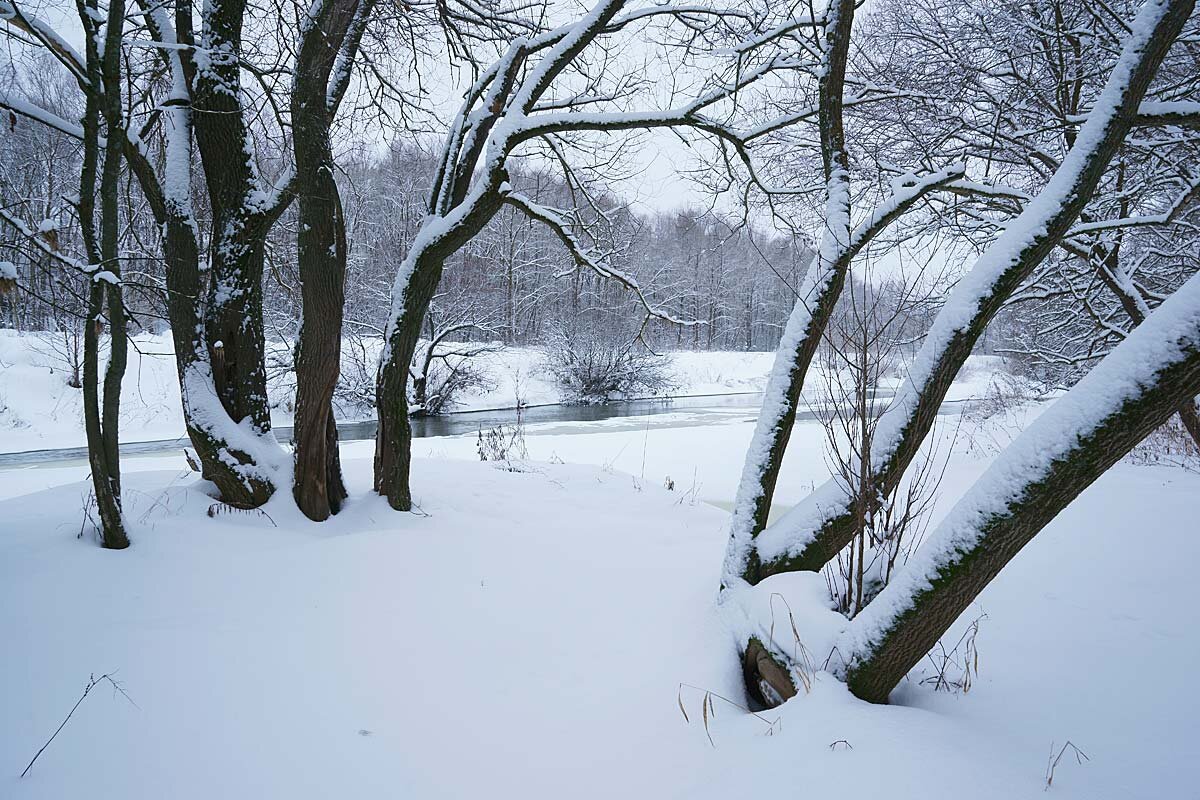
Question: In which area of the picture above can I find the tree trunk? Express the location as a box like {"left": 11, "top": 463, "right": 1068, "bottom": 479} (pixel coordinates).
{"left": 182, "top": 0, "right": 288, "bottom": 506}
{"left": 292, "top": 177, "right": 349, "bottom": 519}
{"left": 842, "top": 271, "right": 1200, "bottom": 703}
{"left": 374, "top": 182, "right": 504, "bottom": 508}
{"left": 375, "top": 249, "right": 445, "bottom": 510}
{"left": 289, "top": 0, "right": 374, "bottom": 519}
{"left": 745, "top": 0, "right": 1194, "bottom": 583}
{"left": 78, "top": 0, "right": 130, "bottom": 549}
{"left": 722, "top": 0, "right": 857, "bottom": 587}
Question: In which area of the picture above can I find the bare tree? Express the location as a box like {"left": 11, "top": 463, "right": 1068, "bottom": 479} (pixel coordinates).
{"left": 0, "top": 0, "right": 133, "bottom": 547}
{"left": 289, "top": 0, "right": 378, "bottom": 520}
{"left": 371, "top": 0, "right": 811, "bottom": 509}
{"left": 720, "top": 0, "right": 971, "bottom": 596}
{"left": 1, "top": 0, "right": 298, "bottom": 506}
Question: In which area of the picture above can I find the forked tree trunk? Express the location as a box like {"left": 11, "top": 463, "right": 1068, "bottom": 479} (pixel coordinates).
{"left": 741, "top": 0, "right": 1194, "bottom": 583}
{"left": 4, "top": 0, "right": 288, "bottom": 509}
{"left": 78, "top": 0, "right": 130, "bottom": 549}
{"left": 723, "top": 0, "right": 857, "bottom": 586}
{"left": 182, "top": 0, "right": 291, "bottom": 507}
{"left": 841, "top": 271, "right": 1200, "bottom": 703}
{"left": 156, "top": 0, "right": 295, "bottom": 508}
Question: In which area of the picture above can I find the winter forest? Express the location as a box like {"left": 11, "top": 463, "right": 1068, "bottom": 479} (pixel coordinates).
{"left": 1, "top": 0, "right": 1198, "bottom": 794}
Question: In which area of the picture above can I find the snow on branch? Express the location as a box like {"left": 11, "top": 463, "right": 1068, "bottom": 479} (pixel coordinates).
{"left": 0, "top": 0, "right": 88, "bottom": 84}
{"left": 1065, "top": 175, "right": 1200, "bottom": 236}
{"left": 0, "top": 93, "right": 86, "bottom": 141}
{"left": 1134, "top": 100, "right": 1199, "bottom": 128}
{"left": 0, "top": 210, "right": 96, "bottom": 277}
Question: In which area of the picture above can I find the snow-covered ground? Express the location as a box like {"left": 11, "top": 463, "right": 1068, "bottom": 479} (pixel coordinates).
{"left": 1, "top": 383, "right": 1198, "bottom": 797}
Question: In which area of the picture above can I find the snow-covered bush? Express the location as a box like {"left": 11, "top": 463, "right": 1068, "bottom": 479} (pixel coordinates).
{"left": 334, "top": 331, "right": 380, "bottom": 416}
{"left": 411, "top": 343, "right": 496, "bottom": 416}
{"left": 541, "top": 325, "right": 674, "bottom": 404}
{"left": 31, "top": 328, "right": 86, "bottom": 389}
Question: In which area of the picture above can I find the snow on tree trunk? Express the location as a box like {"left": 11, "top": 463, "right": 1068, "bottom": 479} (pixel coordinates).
{"left": 840, "top": 268, "right": 1200, "bottom": 702}
{"left": 722, "top": 0, "right": 966, "bottom": 588}
{"left": 723, "top": 0, "right": 856, "bottom": 589}
{"left": 374, "top": 203, "right": 502, "bottom": 509}
{"left": 743, "top": 0, "right": 1195, "bottom": 583}
{"left": 162, "top": 0, "right": 295, "bottom": 507}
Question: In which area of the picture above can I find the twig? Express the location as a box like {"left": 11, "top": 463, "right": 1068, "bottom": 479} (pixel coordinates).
{"left": 1045, "top": 740, "right": 1090, "bottom": 789}
{"left": 21, "top": 672, "right": 136, "bottom": 778}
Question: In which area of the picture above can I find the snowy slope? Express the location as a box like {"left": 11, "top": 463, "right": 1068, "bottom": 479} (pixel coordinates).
{"left": 0, "top": 448, "right": 1197, "bottom": 798}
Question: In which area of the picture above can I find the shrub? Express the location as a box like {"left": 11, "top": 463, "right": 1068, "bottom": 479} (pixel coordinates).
{"left": 541, "top": 325, "right": 674, "bottom": 403}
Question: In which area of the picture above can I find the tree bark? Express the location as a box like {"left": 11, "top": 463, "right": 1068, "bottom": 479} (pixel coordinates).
{"left": 374, "top": 194, "right": 504, "bottom": 508}
{"left": 375, "top": 250, "right": 447, "bottom": 510}
{"left": 289, "top": 0, "right": 371, "bottom": 520}
{"left": 182, "top": 0, "right": 293, "bottom": 506}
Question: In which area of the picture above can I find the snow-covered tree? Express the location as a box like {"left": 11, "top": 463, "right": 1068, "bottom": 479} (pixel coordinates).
{"left": 370, "top": 0, "right": 818, "bottom": 509}
{"left": 729, "top": 0, "right": 1197, "bottom": 705}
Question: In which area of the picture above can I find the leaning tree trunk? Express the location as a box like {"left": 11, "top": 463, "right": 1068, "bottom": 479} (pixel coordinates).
{"left": 840, "top": 269, "right": 1200, "bottom": 703}
{"left": 375, "top": 248, "right": 448, "bottom": 510}
{"left": 721, "top": 0, "right": 969, "bottom": 588}
{"left": 374, "top": 191, "right": 505, "bottom": 509}
{"left": 289, "top": 0, "right": 372, "bottom": 520}
{"left": 741, "top": 0, "right": 1194, "bottom": 584}
{"left": 724, "top": 0, "right": 856, "bottom": 587}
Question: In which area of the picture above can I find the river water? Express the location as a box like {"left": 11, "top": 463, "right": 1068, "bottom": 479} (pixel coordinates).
{"left": 0, "top": 389, "right": 972, "bottom": 471}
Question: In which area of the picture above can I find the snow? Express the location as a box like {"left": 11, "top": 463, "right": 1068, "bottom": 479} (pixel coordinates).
{"left": 1, "top": 408, "right": 1198, "bottom": 797}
